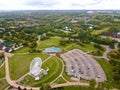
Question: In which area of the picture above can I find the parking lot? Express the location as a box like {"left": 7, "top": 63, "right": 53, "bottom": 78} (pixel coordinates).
{"left": 61, "top": 49, "right": 107, "bottom": 82}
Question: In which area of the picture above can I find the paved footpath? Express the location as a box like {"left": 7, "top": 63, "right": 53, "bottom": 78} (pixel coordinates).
{"left": 51, "top": 82, "right": 89, "bottom": 88}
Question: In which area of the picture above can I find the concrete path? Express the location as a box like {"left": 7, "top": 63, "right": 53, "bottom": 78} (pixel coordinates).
{"left": 51, "top": 82, "right": 89, "bottom": 88}
{"left": 0, "top": 62, "right": 4, "bottom": 69}
{"left": 93, "top": 43, "right": 119, "bottom": 61}
{"left": 15, "top": 72, "right": 30, "bottom": 83}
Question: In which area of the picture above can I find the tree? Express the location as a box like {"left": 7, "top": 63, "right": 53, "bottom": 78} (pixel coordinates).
{"left": 18, "top": 86, "right": 21, "bottom": 90}
{"left": 40, "top": 83, "right": 51, "bottom": 90}
{"left": 89, "top": 79, "right": 96, "bottom": 89}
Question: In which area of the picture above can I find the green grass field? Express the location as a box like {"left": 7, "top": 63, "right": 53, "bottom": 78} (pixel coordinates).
{"left": 20, "top": 56, "right": 63, "bottom": 87}
{"left": 9, "top": 53, "right": 49, "bottom": 80}
{"left": 12, "top": 47, "right": 30, "bottom": 53}
{"left": 79, "top": 43, "right": 96, "bottom": 52}
{"left": 64, "top": 43, "right": 97, "bottom": 53}
{"left": 91, "top": 27, "right": 110, "bottom": 35}
{"left": 38, "top": 37, "right": 61, "bottom": 49}
{"left": 54, "top": 77, "right": 66, "bottom": 84}
{"left": 0, "top": 65, "right": 5, "bottom": 78}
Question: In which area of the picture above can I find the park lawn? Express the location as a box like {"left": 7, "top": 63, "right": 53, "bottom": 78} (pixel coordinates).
{"left": 91, "top": 27, "right": 110, "bottom": 35}
{"left": 62, "top": 43, "right": 97, "bottom": 53}
{"left": 64, "top": 44, "right": 80, "bottom": 51}
{"left": 38, "top": 37, "right": 61, "bottom": 49}
{"left": 0, "top": 65, "right": 5, "bottom": 78}
{"left": 54, "top": 77, "right": 66, "bottom": 84}
{"left": 12, "top": 47, "right": 30, "bottom": 53}
{"left": 20, "top": 56, "right": 63, "bottom": 87}
{"left": 0, "top": 79, "right": 9, "bottom": 90}
{"left": 9, "top": 53, "right": 49, "bottom": 80}
{"left": 79, "top": 43, "right": 96, "bottom": 52}
{"left": 114, "top": 19, "right": 120, "bottom": 22}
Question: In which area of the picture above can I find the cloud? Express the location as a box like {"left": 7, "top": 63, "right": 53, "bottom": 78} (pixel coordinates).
{"left": 25, "top": 0, "right": 58, "bottom": 7}
{"left": 24, "top": 0, "right": 104, "bottom": 10}
{"left": 0, "top": 0, "right": 120, "bottom": 10}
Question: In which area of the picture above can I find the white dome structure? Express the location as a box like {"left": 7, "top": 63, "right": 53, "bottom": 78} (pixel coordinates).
{"left": 30, "top": 57, "right": 42, "bottom": 77}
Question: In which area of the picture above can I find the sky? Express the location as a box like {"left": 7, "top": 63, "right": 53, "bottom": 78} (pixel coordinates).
{"left": 0, "top": 0, "right": 120, "bottom": 10}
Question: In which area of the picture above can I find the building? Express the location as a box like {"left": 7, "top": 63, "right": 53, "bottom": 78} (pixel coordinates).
{"left": 30, "top": 57, "right": 48, "bottom": 80}
{"left": 0, "top": 39, "right": 4, "bottom": 44}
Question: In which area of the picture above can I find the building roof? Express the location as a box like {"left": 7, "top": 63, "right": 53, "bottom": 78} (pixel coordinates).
{"left": 0, "top": 46, "right": 3, "bottom": 50}
{"left": 5, "top": 47, "right": 11, "bottom": 52}
{"left": 30, "top": 57, "right": 43, "bottom": 77}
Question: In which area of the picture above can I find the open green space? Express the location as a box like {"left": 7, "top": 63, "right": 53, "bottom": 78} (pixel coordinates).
{"left": 54, "top": 77, "right": 66, "bottom": 84}
{"left": 38, "top": 37, "right": 61, "bottom": 49}
{"left": 12, "top": 47, "right": 30, "bottom": 53}
{"left": 79, "top": 43, "right": 96, "bottom": 52}
{"left": 91, "top": 27, "right": 110, "bottom": 35}
{"left": 20, "top": 56, "right": 63, "bottom": 87}
{"left": 9, "top": 53, "right": 49, "bottom": 80}
{"left": 64, "top": 43, "right": 98, "bottom": 54}
{"left": 0, "top": 65, "right": 5, "bottom": 78}
{"left": 0, "top": 79, "right": 9, "bottom": 90}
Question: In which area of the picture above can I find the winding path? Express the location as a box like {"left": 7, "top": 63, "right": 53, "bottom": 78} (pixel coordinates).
{"left": 0, "top": 62, "right": 4, "bottom": 69}
{"left": 92, "top": 43, "right": 119, "bottom": 61}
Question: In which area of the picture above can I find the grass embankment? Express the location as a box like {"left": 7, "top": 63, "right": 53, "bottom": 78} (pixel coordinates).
{"left": 91, "top": 27, "right": 110, "bottom": 35}
{"left": 38, "top": 37, "right": 61, "bottom": 49}
{"left": 54, "top": 77, "right": 66, "bottom": 84}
